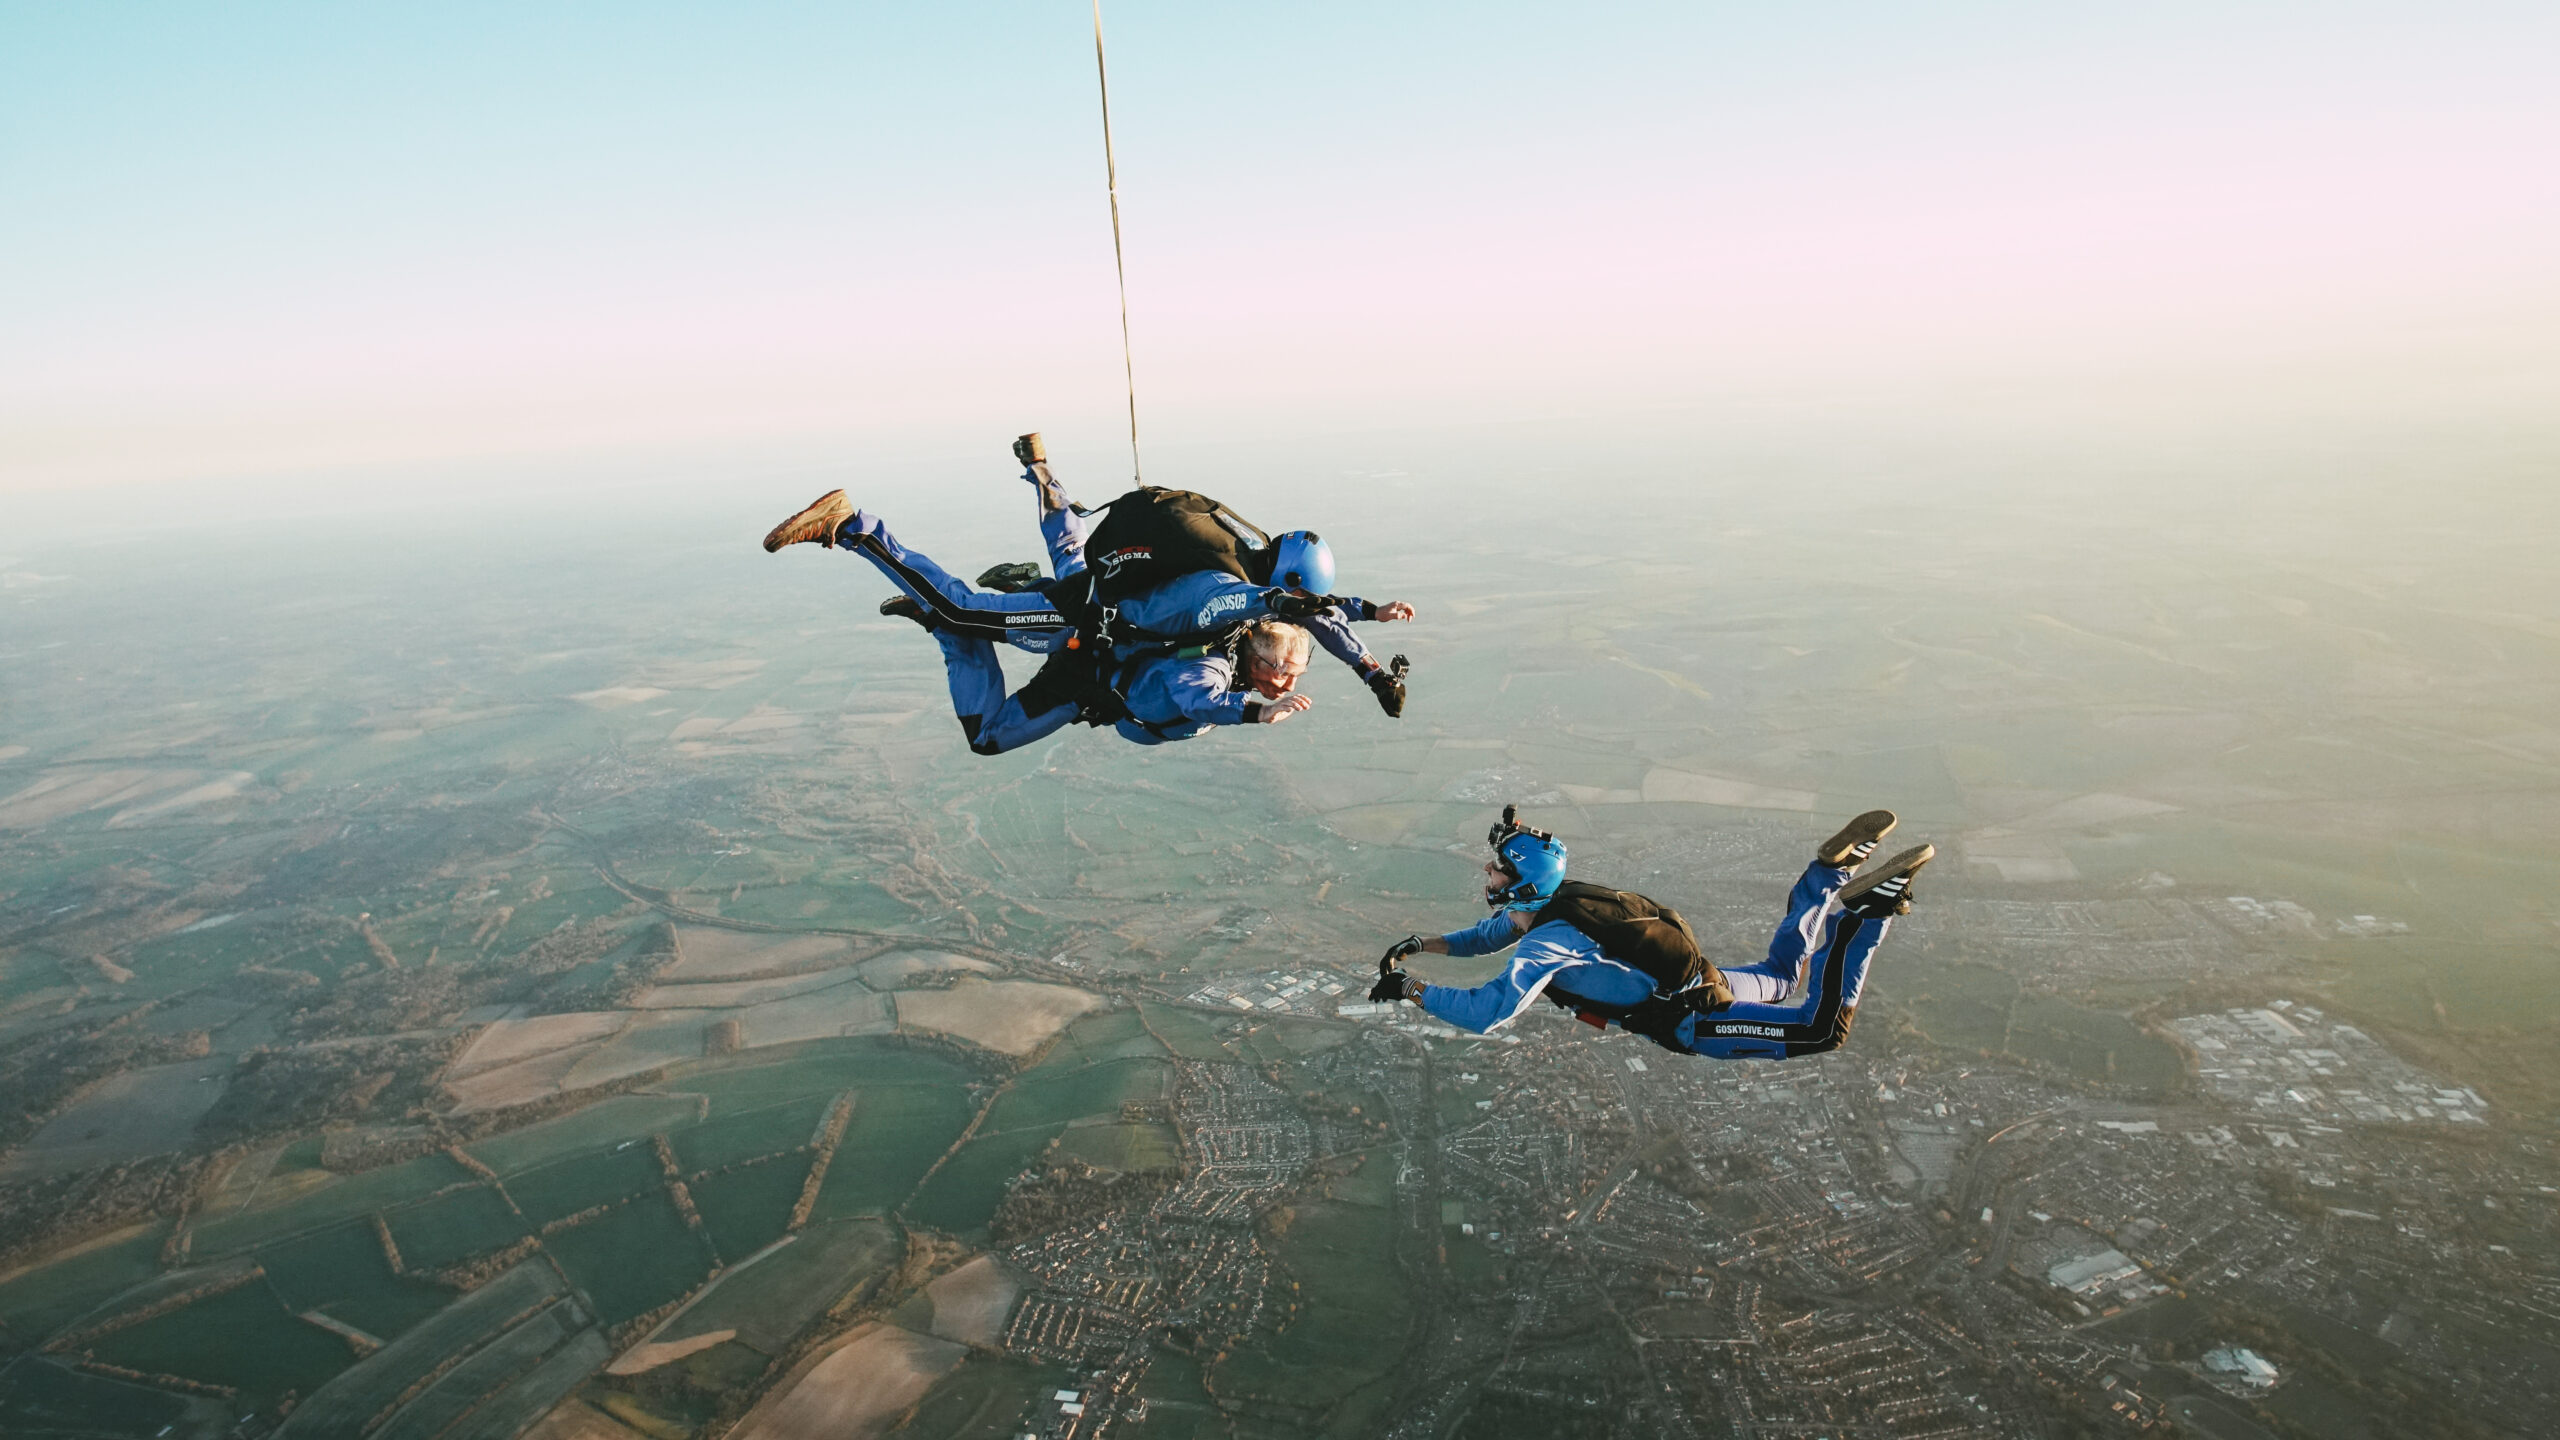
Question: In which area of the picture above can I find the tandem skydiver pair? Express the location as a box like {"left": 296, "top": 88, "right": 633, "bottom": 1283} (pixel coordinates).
{"left": 762, "top": 434, "right": 1415, "bottom": 755}
{"left": 1367, "top": 805, "right": 1934, "bottom": 1063}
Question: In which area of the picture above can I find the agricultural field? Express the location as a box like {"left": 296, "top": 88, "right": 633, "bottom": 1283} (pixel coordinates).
{"left": 500, "top": 1145, "right": 665, "bottom": 1229}
{"left": 688, "top": 1157, "right": 807, "bottom": 1262}
{"left": 729, "top": 1321, "right": 968, "bottom": 1440}
{"left": 987, "top": 1054, "right": 1169, "bottom": 1131}
{"left": 669, "top": 1092, "right": 834, "bottom": 1173}
{"left": 188, "top": 1154, "right": 472, "bottom": 1258}
{"left": 902, "top": 1024, "right": 1179, "bottom": 1236}
{"left": 1208, "top": 1149, "right": 1416, "bottom": 1438}
{"left": 466, "top": 1094, "right": 709, "bottom": 1173}
{"left": 1, "top": 1056, "right": 234, "bottom": 1180}
{"left": 906, "top": 1124, "right": 1066, "bottom": 1237}
{"left": 1134, "top": 1003, "right": 1243, "bottom": 1062}
{"left": 85, "top": 1279, "right": 354, "bottom": 1407}
{"left": 383, "top": 1183, "right": 531, "bottom": 1271}
{"left": 659, "top": 927, "right": 868, "bottom": 983}
{"left": 0, "top": 1361, "right": 201, "bottom": 1438}
{"left": 659, "top": 1217, "right": 903, "bottom": 1354}
{"left": 0, "top": 1225, "right": 170, "bottom": 1340}
{"left": 1124, "top": 1346, "right": 1222, "bottom": 1440}
{"left": 275, "top": 1262, "right": 582, "bottom": 1439}
{"left": 317, "top": 1279, "right": 459, "bottom": 1351}
{"left": 543, "top": 1194, "right": 716, "bottom": 1329}
{"left": 257, "top": 1216, "right": 426, "bottom": 1318}
{"left": 0, "top": 1033, "right": 1001, "bottom": 1378}
{"left": 916, "top": 1254, "right": 1022, "bottom": 1347}
{"left": 1052, "top": 1120, "right": 1180, "bottom": 1173}
{"left": 892, "top": 980, "right": 1102, "bottom": 1056}
{"left": 892, "top": 1354, "right": 1076, "bottom": 1440}
{"left": 809, "top": 1085, "right": 981, "bottom": 1221}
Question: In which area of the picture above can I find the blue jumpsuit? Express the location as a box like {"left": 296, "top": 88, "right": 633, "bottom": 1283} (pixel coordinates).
{"left": 935, "top": 639, "right": 1270, "bottom": 754}
{"left": 832, "top": 499, "right": 1392, "bottom": 677}
{"left": 1417, "top": 861, "right": 1892, "bottom": 1060}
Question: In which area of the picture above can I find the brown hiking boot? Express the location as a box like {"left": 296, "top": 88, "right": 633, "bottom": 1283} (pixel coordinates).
{"left": 761, "top": 490, "right": 853, "bottom": 552}
{"left": 1839, "top": 844, "right": 1934, "bottom": 917}
{"left": 1817, "top": 809, "right": 1898, "bottom": 868}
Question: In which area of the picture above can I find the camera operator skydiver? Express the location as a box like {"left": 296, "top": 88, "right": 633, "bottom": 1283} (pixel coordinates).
{"left": 1368, "top": 808, "right": 1931, "bottom": 1060}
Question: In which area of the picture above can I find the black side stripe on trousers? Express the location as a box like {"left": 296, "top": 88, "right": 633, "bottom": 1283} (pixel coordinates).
{"left": 844, "top": 532, "right": 1070, "bottom": 642}
{"left": 1697, "top": 910, "right": 1869, "bottom": 1057}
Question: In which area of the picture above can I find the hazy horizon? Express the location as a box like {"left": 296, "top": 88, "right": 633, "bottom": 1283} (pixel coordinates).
{"left": 5, "top": 9, "right": 2559, "bottom": 1440}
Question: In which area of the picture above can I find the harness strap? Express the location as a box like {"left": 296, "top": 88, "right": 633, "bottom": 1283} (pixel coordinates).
{"left": 1064, "top": 626, "right": 1246, "bottom": 735}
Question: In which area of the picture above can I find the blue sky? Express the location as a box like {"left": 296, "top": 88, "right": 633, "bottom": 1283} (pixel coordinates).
{"left": 5, "top": 2, "right": 2556, "bottom": 489}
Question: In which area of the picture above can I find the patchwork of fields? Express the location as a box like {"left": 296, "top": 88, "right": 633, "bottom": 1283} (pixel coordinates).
{"left": 0, "top": 1007, "right": 1206, "bottom": 1436}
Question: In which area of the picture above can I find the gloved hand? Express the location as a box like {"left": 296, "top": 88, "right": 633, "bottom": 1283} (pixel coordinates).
{"left": 1367, "top": 666, "right": 1406, "bottom": 718}
{"left": 1368, "top": 969, "right": 1422, "bottom": 1004}
{"left": 1380, "top": 934, "right": 1424, "bottom": 967}
{"left": 1267, "top": 590, "right": 1342, "bottom": 620}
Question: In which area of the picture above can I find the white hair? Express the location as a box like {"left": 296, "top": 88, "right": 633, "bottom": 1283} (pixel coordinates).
{"left": 1240, "top": 619, "right": 1312, "bottom": 667}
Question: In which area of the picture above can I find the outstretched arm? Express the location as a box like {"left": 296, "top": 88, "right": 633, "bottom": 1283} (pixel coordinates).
{"left": 1432, "top": 912, "right": 1525, "bottom": 958}
{"left": 1114, "top": 573, "right": 1274, "bottom": 638}
{"left": 1414, "top": 928, "right": 1651, "bottom": 1034}
{"left": 1160, "top": 659, "right": 1312, "bottom": 728}
{"left": 1293, "top": 601, "right": 1415, "bottom": 716}
{"left": 1372, "top": 910, "right": 1522, "bottom": 1002}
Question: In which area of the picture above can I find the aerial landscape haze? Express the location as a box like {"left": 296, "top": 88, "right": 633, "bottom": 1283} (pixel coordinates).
{"left": 5, "top": 4, "right": 2558, "bottom": 1438}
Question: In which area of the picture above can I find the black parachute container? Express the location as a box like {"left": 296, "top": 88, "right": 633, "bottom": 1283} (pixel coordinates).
{"left": 1533, "top": 882, "right": 1734, "bottom": 1022}
{"left": 1081, "top": 488, "right": 1275, "bottom": 605}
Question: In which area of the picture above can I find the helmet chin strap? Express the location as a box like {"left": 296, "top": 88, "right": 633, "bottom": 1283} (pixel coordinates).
{"left": 1483, "top": 868, "right": 1542, "bottom": 910}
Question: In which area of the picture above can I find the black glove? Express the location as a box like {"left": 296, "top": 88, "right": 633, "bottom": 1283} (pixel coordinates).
{"left": 1380, "top": 934, "right": 1424, "bottom": 967}
{"left": 1368, "top": 969, "right": 1421, "bottom": 1004}
{"left": 1367, "top": 660, "right": 1407, "bottom": 718}
{"left": 1267, "top": 589, "right": 1343, "bottom": 620}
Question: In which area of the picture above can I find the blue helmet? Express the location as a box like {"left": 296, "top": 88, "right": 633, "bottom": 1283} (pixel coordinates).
{"left": 1269, "top": 530, "right": 1335, "bottom": 595}
{"left": 1485, "top": 805, "right": 1567, "bottom": 910}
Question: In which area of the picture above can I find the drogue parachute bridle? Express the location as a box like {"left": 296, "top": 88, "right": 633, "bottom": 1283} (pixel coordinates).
{"left": 1092, "top": 1, "right": 1141, "bottom": 486}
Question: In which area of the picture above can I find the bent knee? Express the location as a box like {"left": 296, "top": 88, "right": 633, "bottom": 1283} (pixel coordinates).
{"left": 957, "top": 716, "right": 1006, "bottom": 757}
{"left": 1791, "top": 1008, "right": 1856, "bottom": 1058}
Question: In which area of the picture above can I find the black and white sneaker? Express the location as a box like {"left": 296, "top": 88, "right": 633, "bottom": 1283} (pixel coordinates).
{"left": 975, "top": 561, "right": 1046, "bottom": 593}
{"left": 880, "top": 595, "right": 936, "bottom": 631}
{"left": 1816, "top": 809, "right": 1898, "bottom": 869}
{"left": 1839, "top": 844, "right": 1933, "bottom": 917}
